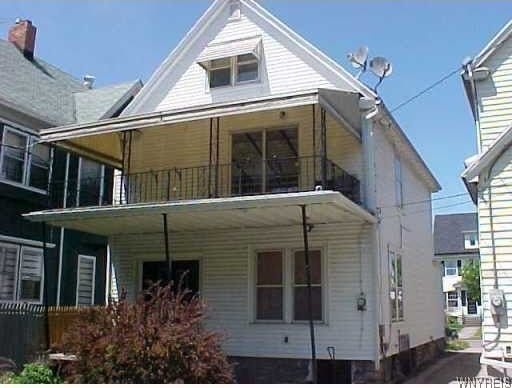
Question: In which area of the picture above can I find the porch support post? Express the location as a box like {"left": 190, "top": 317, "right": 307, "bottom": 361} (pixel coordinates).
{"left": 320, "top": 107, "right": 327, "bottom": 189}
{"left": 162, "top": 213, "right": 172, "bottom": 284}
{"left": 215, "top": 117, "right": 220, "bottom": 198}
{"left": 208, "top": 118, "right": 213, "bottom": 198}
{"left": 41, "top": 222, "right": 50, "bottom": 349}
{"left": 301, "top": 205, "right": 317, "bottom": 383}
{"left": 312, "top": 104, "right": 317, "bottom": 184}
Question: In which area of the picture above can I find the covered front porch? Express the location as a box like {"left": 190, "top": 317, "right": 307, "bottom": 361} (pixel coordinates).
{"left": 25, "top": 191, "right": 378, "bottom": 363}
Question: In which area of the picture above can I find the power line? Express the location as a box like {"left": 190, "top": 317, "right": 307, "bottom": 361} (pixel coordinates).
{"left": 380, "top": 199, "right": 473, "bottom": 219}
{"left": 378, "top": 191, "right": 470, "bottom": 210}
{"left": 389, "top": 66, "right": 462, "bottom": 113}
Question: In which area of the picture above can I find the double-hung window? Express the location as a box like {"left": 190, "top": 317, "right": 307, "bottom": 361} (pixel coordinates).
{"left": 0, "top": 243, "right": 44, "bottom": 303}
{"left": 444, "top": 260, "right": 458, "bottom": 277}
{"left": 254, "top": 248, "right": 324, "bottom": 323}
{"left": 255, "top": 251, "right": 283, "bottom": 320}
{"left": 447, "top": 291, "right": 458, "bottom": 308}
{"left": 207, "top": 54, "right": 259, "bottom": 89}
{"left": 0, "top": 125, "right": 51, "bottom": 191}
{"left": 389, "top": 250, "right": 404, "bottom": 321}
{"left": 0, "top": 244, "right": 19, "bottom": 301}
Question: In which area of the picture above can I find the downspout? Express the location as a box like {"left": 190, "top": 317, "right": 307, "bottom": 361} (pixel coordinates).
{"left": 360, "top": 97, "right": 381, "bottom": 370}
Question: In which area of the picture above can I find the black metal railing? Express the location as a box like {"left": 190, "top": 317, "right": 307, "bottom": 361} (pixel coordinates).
{"left": 49, "top": 156, "right": 360, "bottom": 208}
{"left": 114, "top": 156, "right": 360, "bottom": 206}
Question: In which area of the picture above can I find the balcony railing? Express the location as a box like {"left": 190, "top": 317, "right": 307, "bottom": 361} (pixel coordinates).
{"left": 51, "top": 156, "right": 361, "bottom": 208}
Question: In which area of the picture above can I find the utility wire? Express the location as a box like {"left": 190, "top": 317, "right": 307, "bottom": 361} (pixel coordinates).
{"left": 389, "top": 66, "right": 462, "bottom": 113}
{"left": 380, "top": 199, "right": 473, "bottom": 219}
{"left": 378, "top": 191, "right": 470, "bottom": 210}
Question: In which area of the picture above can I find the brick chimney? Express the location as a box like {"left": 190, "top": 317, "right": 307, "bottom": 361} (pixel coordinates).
{"left": 8, "top": 19, "right": 36, "bottom": 60}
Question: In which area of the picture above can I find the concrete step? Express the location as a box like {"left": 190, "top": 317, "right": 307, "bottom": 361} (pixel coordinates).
{"left": 463, "top": 316, "right": 482, "bottom": 326}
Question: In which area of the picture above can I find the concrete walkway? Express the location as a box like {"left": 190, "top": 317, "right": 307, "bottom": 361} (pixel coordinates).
{"left": 407, "top": 326, "right": 485, "bottom": 383}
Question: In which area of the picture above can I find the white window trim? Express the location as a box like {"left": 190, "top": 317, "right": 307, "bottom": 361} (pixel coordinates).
{"left": 0, "top": 234, "right": 56, "bottom": 249}
{"left": 207, "top": 54, "right": 261, "bottom": 91}
{"left": 444, "top": 260, "right": 458, "bottom": 277}
{"left": 389, "top": 246, "right": 404, "bottom": 322}
{"left": 447, "top": 291, "right": 459, "bottom": 308}
{"left": 0, "top": 124, "right": 50, "bottom": 193}
{"left": 253, "top": 249, "right": 286, "bottom": 323}
{"left": 76, "top": 255, "right": 96, "bottom": 306}
{"left": 249, "top": 245, "right": 328, "bottom": 325}
{"left": 0, "top": 242, "right": 20, "bottom": 303}
{"left": 291, "top": 247, "right": 326, "bottom": 324}
{"left": 18, "top": 246, "right": 44, "bottom": 304}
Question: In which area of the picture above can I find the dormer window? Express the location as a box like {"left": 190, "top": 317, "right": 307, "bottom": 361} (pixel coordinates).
{"left": 209, "top": 58, "right": 232, "bottom": 88}
{"left": 464, "top": 232, "right": 478, "bottom": 249}
{"left": 197, "top": 36, "right": 262, "bottom": 90}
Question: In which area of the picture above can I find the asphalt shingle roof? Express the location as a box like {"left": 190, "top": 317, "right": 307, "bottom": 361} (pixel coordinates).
{"left": 0, "top": 38, "right": 141, "bottom": 126}
{"left": 434, "top": 213, "right": 478, "bottom": 256}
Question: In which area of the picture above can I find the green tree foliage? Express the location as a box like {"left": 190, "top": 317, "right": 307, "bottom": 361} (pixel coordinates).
{"left": 58, "top": 285, "right": 234, "bottom": 384}
{"left": 8, "top": 363, "right": 61, "bottom": 384}
{"left": 461, "top": 261, "right": 481, "bottom": 303}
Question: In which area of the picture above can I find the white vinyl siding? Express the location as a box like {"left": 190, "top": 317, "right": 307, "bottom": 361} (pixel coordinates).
{"left": 154, "top": 6, "right": 337, "bottom": 112}
{"left": 110, "top": 223, "right": 376, "bottom": 360}
{"left": 76, "top": 255, "right": 96, "bottom": 306}
{"left": 0, "top": 244, "right": 19, "bottom": 301}
{"left": 476, "top": 37, "right": 512, "bottom": 151}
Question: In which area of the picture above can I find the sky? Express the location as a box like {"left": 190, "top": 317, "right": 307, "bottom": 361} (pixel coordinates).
{"left": 1, "top": 1, "right": 511, "bottom": 216}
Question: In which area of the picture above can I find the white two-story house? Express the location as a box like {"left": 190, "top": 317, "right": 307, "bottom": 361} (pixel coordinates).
{"left": 24, "top": 0, "right": 444, "bottom": 383}
{"left": 434, "top": 213, "right": 481, "bottom": 324}
{"left": 462, "top": 19, "right": 512, "bottom": 366}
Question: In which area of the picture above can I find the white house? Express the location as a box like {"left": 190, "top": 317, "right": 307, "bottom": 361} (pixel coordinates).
{"left": 434, "top": 213, "right": 481, "bottom": 324}
{"left": 24, "top": 0, "right": 444, "bottom": 383}
{"left": 462, "top": 19, "right": 512, "bottom": 366}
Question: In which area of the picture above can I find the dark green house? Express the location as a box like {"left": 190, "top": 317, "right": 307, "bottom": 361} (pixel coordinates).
{"left": 0, "top": 19, "right": 141, "bottom": 306}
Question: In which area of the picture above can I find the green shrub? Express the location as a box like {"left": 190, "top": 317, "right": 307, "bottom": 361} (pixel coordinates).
{"left": 58, "top": 285, "right": 234, "bottom": 383}
{"left": 8, "top": 363, "right": 61, "bottom": 384}
{"left": 446, "top": 339, "right": 469, "bottom": 351}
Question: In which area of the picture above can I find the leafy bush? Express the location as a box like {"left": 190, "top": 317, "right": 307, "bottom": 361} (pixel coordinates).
{"left": 58, "top": 285, "right": 234, "bottom": 383}
{"left": 446, "top": 339, "right": 469, "bottom": 351}
{"left": 8, "top": 363, "right": 61, "bottom": 384}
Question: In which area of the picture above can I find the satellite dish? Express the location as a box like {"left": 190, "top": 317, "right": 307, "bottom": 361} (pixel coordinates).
{"left": 369, "top": 56, "right": 393, "bottom": 91}
{"left": 347, "top": 46, "right": 369, "bottom": 78}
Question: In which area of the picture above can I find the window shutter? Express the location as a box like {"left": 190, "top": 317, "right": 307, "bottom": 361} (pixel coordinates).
{"left": 77, "top": 256, "right": 96, "bottom": 306}
{"left": 0, "top": 245, "right": 19, "bottom": 301}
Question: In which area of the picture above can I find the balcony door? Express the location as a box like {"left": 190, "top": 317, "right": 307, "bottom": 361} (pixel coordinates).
{"left": 231, "top": 128, "right": 299, "bottom": 195}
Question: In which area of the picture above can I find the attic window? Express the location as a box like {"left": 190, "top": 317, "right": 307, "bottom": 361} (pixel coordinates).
{"left": 198, "top": 36, "right": 262, "bottom": 89}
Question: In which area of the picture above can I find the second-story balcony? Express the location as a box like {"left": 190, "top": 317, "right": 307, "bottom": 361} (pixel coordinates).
{"left": 53, "top": 155, "right": 360, "bottom": 209}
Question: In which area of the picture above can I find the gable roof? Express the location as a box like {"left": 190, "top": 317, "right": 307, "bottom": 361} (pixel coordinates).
{"left": 74, "top": 80, "right": 143, "bottom": 124}
{"left": 122, "top": 0, "right": 376, "bottom": 116}
{"left": 0, "top": 38, "right": 142, "bottom": 127}
{"left": 462, "top": 123, "right": 512, "bottom": 183}
{"left": 434, "top": 213, "right": 478, "bottom": 256}
{"left": 472, "top": 19, "right": 512, "bottom": 69}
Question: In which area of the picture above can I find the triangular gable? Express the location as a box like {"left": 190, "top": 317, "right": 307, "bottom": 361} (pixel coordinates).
{"left": 473, "top": 19, "right": 512, "bottom": 68}
{"left": 123, "top": 0, "right": 375, "bottom": 116}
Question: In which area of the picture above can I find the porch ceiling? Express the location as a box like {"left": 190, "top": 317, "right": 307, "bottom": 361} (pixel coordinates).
{"left": 24, "top": 191, "right": 376, "bottom": 236}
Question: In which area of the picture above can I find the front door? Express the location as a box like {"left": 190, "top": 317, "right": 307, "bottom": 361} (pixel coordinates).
{"left": 467, "top": 299, "right": 478, "bottom": 315}
{"left": 141, "top": 260, "right": 200, "bottom": 295}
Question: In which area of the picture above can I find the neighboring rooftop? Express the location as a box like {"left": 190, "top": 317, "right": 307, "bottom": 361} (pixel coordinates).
{"left": 0, "top": 19, "right": 141, "bottom": 127}
{"left": 434, "top": 213, "right": 479, "bottom": 256}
